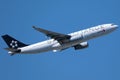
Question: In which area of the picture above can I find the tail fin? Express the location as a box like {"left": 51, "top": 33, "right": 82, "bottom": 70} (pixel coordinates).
{"left": 2, "top": 34, "right": 28, "bottom": 49}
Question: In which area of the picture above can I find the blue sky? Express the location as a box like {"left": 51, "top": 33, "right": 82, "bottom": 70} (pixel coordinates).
{"left": 0, "top": 0, "right": 120, "bottom": 80}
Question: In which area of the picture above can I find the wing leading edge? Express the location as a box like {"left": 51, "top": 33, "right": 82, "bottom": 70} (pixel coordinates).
{"left": 33, "top": 26, "right": 71, "bottom": 44}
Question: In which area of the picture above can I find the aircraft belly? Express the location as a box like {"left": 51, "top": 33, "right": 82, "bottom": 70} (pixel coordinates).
{"left": 21, "top": 47, "right": 53, "bottom": 54}
{"left": 20, "top": 43, "right": 54, "bottom": 54}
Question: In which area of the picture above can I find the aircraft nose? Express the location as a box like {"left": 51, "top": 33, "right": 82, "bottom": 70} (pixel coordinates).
{"left": 110, "top": 24, "right": 118, "bottom": 31}
{"left": 114, "top": 25, "right": 118, "bottom": 29}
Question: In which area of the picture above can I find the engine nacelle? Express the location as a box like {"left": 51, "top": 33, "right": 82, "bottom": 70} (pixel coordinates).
{"left": 74, "top": 42, "right": 89, "bottom": 50}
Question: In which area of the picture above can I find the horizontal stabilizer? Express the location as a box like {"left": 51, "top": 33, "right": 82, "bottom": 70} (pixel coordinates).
{"left": 4, "top": 48, "right": 21, "bottom": 53}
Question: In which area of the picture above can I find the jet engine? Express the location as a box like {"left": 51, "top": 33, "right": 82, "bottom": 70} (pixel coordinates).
{"left": 74, "top": 42, "right": 89, "bottom": 50}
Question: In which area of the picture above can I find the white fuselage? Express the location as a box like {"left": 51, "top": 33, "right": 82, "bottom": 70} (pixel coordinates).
{"left": 10, "top": 24, "right": 118, "bottom": 54}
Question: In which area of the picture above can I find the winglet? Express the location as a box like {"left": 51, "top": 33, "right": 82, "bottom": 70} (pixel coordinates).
{"left": 32, "top": 26, "right": 36, "bottom": 29}
{"left": 33, "top": 26, "right": 39, "bottom": 31}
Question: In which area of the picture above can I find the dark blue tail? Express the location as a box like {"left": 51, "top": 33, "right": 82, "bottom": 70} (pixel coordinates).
{"left": 2, "top": 34, "right": 28, "bottom": 49}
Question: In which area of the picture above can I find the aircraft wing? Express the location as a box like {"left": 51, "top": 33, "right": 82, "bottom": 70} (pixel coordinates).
{"left": 33, "top": 26, "right": 71, "bottom": 44}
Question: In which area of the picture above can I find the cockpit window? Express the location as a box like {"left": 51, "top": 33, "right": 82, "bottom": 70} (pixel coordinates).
{"left": 111, "top": 23, "right": 114, "bottom": 26}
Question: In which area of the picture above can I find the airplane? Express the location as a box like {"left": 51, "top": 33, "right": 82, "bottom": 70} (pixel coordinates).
{"left": 1, "top": 23, "right": 118, "bottom": 56}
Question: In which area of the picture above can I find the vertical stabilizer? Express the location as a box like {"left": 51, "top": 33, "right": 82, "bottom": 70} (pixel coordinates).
{"left": 2, "top": 34, "right": 28, "bottom": 49}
